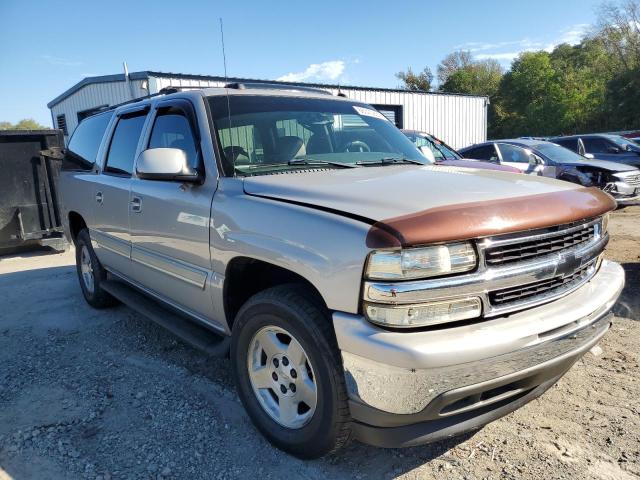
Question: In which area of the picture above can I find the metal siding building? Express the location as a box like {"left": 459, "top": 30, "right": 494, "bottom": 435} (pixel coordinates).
{"left": 48, "top": 71, "right": 487, "bottom": 149}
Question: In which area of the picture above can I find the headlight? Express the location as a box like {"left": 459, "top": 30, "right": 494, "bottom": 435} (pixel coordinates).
{"left": 365, "top": 242, "right": 477, "bottom": 280}
{"left": 364, "top": 297, "right": 482, "bottom": 328}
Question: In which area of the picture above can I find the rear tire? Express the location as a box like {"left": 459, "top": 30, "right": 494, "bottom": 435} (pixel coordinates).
{"left": 231, "top": 285, "right": 352, "bottom": 458}
{"left": 75, "top": 229, "right": 117, "bottom": 309}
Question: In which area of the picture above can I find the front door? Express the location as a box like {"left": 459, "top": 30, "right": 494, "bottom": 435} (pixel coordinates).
{"left": 91, "top": 108, "right": 148, "bottom": 276}
{"left": 128, "top": 99, "right": 218, "bottom": 325}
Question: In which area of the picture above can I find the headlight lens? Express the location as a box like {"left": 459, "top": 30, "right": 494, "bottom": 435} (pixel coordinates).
{"left": 366, "top": 242, "right": 477, "bottom": 280}
{"left": 365, "top": 297, "right": 482, "bottom": 328}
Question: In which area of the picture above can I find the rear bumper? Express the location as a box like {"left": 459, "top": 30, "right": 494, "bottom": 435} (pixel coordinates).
{"left": 333, "top": 260, "right": 624, "bottom": 448}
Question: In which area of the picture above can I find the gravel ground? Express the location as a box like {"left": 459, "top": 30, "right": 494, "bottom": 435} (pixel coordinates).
{"left": 0, "top": 207, "right": 638, "bottom": 480}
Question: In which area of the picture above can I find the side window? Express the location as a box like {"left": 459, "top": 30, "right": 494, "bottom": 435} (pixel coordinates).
{"left": 148, "top": 108, "right": 199, "bottom": 168}
{"left": 465, "top": 145, "right": 498, "bottom": 162}
{"left": 554, "top": 138, "right": 578, "bottom": 152}
{"left": 104, "top": 112, "right": 147, "bottom": 175}
{"left": 582, "top": 137, "right": 609, "bottom": 154}
{"left": 415, "top": 136, "right": 445, "bottom": 160}
{"left": 497, "top": 144, "right": 529, "bottom": 163}
{"left": 63, "top": 111, "right": 112, "bottom": 171}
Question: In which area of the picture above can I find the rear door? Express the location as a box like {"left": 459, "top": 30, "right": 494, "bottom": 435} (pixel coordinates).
{"left": 128, "top": 99, "right": 218, "bottom": 323}
{"left": 91, "top": 107, "right": 148, "bottom": 276}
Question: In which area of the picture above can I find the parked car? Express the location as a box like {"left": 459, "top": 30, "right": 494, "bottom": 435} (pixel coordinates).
{"left": 460, "top": 139, "right": 640, "bottom": 205}
{"left": 402, "top": 130, "right": 520, "bottom": 173}
{"left": 548, "top": 134, "right": 640, "bottom": 167}
{"left": 60, "top": 85, "right": 623, "bottom": 458}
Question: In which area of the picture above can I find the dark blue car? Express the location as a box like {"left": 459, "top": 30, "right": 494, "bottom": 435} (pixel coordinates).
{"left": 548, "top": 134, "right": 640, "bottom": 167}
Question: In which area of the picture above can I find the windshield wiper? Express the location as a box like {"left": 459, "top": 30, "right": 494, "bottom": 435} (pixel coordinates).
{"left": 288, "top": 158, "right": 358, "bottom": 168}
{"left": 356, "top": 157, "right": 424, "bottom": 166}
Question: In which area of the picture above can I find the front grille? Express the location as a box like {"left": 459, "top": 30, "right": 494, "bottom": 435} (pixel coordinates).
{"left": 484, "top": 222, "right": 596, "bottom": 266}
{"left": 621, "top": 172, "right": 640, "bottom": 186}
{"left": 489, "top": 262, "right": 594, "bottom": 306}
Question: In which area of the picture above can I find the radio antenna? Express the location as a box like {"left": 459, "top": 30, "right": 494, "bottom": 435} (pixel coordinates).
{"left": 219, "top": 18, "right": 228, "bottom": 82}
{"left": 220, "top": 18, "right": 235, "bottom": 175}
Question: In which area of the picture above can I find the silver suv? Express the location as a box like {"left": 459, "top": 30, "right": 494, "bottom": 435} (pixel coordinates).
{"left": 59, "top": 85, "right": 624, "bottom": 458}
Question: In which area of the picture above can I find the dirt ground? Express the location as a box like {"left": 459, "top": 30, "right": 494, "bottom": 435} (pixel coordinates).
{"left": 0, "top": 207, "right": 638, "bottom": 480}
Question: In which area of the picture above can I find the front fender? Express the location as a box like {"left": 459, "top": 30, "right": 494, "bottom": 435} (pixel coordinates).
{"left": 209, "top": 179, "right": 371, "bottom": 315}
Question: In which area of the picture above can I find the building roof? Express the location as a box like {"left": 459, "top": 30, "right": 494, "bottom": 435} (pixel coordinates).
{"left": 47, "top": 70, "right": 488, "bottom": 109}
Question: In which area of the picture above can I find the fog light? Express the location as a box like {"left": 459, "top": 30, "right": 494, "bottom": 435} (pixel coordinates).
{"left": 364, "top": 297, "right": 482, "bottom": 328}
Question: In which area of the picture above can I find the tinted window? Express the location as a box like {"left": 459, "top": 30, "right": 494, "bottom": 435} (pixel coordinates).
{"left": 582, "top": 137, "right": 611, "bottom": 154}
{"left": 105, "top": 113, "right": 147, "bottom": 175}
{"left": 63, "top": 112, "right": 112, "bottom": 171}
{"left": 498, "top": 144, "right": 530, "bottom": 163}
{"left": 148, "top": 110, "right": 198, "bottom": 168}
{"left": 464, "top": 145, "right": 498, "bottom": 162}
{"left": 553, "top": 138, "right": 578, "bottom": 152}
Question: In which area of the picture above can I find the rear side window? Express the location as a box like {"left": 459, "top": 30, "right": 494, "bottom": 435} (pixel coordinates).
{"left": 104, "top": 112, "right": 147, "bottom": 175}
{"left": 553, "top": 138, "right": 578, "bottom": 152}
{"left": 464, "top": 144, "right": 498, "bottom": 162}
{"left": 63, "top": 112, "right": 112, "bottom": 171}
{"left": 148, "top": 109, "right": 198, "bottom": 168}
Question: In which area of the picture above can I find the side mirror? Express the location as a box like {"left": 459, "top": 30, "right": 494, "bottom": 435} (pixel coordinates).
{"left": 418, "top": 146, "right": 436, "bottom": 163}
{"left": 136, "top": 148, "right": 202, "bottom": 183}
{"left": 583, "top": 153, "right": 595, "bottom": 159}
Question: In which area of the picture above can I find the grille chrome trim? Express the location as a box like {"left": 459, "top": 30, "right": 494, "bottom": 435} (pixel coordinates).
{"left": 364, "top": 218, "right": 607, "bottom": 318}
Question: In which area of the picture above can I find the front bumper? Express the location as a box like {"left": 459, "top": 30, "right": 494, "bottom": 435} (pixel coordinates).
{"left": 333, "top": 259, "right": 624, "bottom": 448}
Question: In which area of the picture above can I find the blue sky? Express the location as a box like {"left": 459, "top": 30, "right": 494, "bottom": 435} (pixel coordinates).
{"left": 1, "top": 0, "right": 603, "bottom": 126}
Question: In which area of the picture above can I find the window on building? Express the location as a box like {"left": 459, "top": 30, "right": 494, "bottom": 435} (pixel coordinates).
{"left": 370, "top": 104, "right": 403, "bottom": 128}
{"left": 104, "top": 112, "right": 147, "bottom": 175}
{"left": 56, "top": 114, "right": 68, "bottom": 135}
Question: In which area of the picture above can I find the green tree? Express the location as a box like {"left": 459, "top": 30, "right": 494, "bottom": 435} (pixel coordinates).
{"left": 0, "top": 119, "right": 48, "bottom": 130}
{"left": 437, "top": 50, "right": 474, "bottom": 85}
{"left": 439, "top": 59, "right": 503, "bottom": 97}
{"left": 395, "top": 67, "right": 434, "bottom": 91}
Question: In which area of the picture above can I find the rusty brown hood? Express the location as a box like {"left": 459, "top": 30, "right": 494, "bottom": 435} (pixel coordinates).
{"left": 242, "top": 165, "right": 616, "bottom": 247}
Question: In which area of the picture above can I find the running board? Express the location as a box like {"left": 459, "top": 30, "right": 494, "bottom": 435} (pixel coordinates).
{"left": 102, "top": 279, "right": 230, "bottom": 357}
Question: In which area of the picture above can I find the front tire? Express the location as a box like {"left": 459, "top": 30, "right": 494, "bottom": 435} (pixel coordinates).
{"left": 75, "top": 229, "right": 117, "bottom": 309}
{"left": 231, "top": 285, "right": 352, "bottom": 458}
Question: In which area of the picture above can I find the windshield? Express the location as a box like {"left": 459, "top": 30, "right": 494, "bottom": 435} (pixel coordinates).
{"left": 534, "top": 142, "right": 589, "bottom": 162}
{"left": 416, "top": 134, "right": 461, "bottom": 160}
{"left": 208, "top": 95, "right": 426, "bottom": 176}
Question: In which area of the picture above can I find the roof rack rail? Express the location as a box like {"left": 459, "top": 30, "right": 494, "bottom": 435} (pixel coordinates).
{"left": 225, "top": 82, "right": 333, "bottom": 95}
{"left": 100, "top": 85, "right": 204, "bottom": 114}
{"left": 158, "top": 85, "right": 204, "bottom": 95}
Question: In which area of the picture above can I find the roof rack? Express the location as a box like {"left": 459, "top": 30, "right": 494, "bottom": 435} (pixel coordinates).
{"left": 224, "top": 82, "right": 333, "bottom": 95}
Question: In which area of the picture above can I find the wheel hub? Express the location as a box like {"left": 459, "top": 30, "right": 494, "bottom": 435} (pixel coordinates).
{"left": 247, "top": 326, "right": 317, "bottom": 429}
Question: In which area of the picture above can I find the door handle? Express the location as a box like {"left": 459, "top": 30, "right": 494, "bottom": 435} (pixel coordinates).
{"left": 95, "top": 192, "right": 103, "bottom": 204}
{"left": 130, "top": 196, "right": 142, "bottom": 213}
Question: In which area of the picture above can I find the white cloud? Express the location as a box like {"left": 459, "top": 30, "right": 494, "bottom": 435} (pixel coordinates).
{"left": 42, "top": 55, "right": 83, "bottom": 67}
{"left": 462, "top": 23, "right": 591, "bottom": 65}
{"left": 277, "top": 60, "right": 346, "bottom": 82}
{"left": 475, "top": 51, "right": 524, "bottom": 61}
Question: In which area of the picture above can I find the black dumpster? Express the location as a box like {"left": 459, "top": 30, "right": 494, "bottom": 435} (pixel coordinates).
{"left": 0, "top": 129, "right": 68, "bottom": 254}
